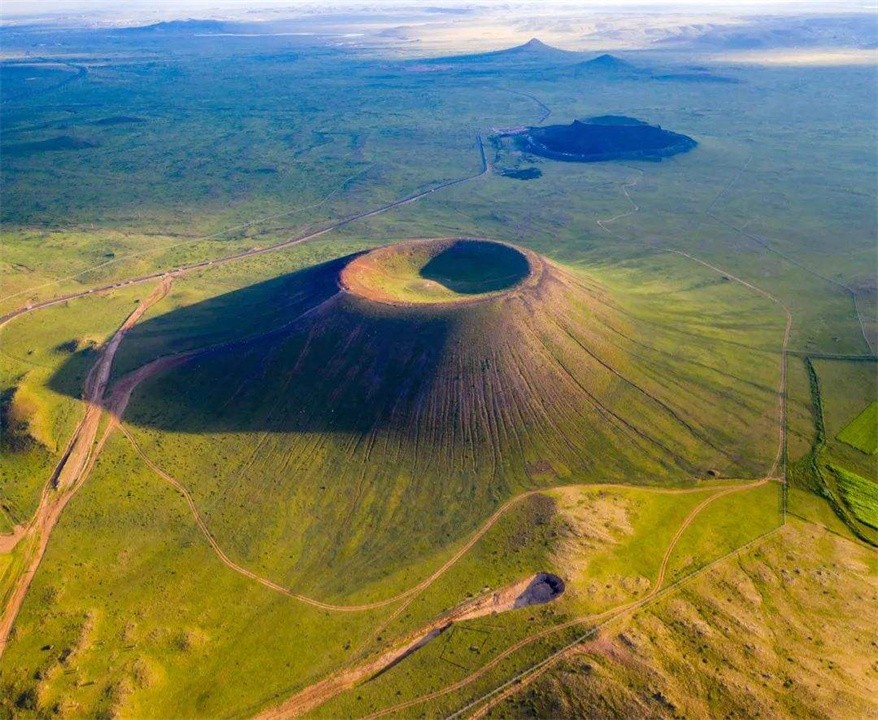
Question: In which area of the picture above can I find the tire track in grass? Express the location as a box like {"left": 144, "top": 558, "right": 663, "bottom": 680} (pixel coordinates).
{"left": 596, "top": 167, "right": 643, "bottom": 234}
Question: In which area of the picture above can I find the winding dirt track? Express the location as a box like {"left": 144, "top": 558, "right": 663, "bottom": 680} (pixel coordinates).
{"left": 351, "top": 480, "right": 771, "bottom": 720}
{"left": 121, "top": 428, "right": 727, "bottom": 615}
{"left": 596, "top": 167, "right": 643, "bottom": 233}
{"left": 462, "top": 527, "right": 785, "bottom": 720}
{"left": 0, "top": 276, "right": 173, "bottom": 656}
{"left": 258, "top": 478, "right": 771, "bottom": 720}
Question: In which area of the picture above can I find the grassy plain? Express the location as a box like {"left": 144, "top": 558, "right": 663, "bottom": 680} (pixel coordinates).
{"left": 837, "top": 400, "right": 878, "bottom": 455}
{"left": 0, "top": 26, "right": 875, "bottom": 720}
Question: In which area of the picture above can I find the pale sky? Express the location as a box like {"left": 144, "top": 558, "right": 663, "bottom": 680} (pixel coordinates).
{"left": 2, "top": 0, "right": 875, "bottom": 18}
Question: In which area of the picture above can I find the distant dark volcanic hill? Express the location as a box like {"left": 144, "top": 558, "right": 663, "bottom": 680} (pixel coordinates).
{"left": 574, "top": 53, "right": 638, "bottom": 74}
{"left": 517, "top": 116, "right": 697, "bottom": 163}
{"left": 651, "top": 72, "right": 740, "bottom": 84}
{"left": 118, "top": 19, "right": 229, "bottom": 34}
{"left": 424, "top": 37, "right": 580, "bottom": 65}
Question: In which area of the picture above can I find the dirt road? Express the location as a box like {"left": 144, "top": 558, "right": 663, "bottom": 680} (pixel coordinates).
{"left": 0, "top": 276, "right": 173, "bottom": 658}
{"left": 0, "top": 136, "right": 488, "bottom": 330}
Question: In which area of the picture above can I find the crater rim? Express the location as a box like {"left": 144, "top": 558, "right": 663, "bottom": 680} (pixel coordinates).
{"left": 339, "top": 237, "right": 541, "bottom": 308}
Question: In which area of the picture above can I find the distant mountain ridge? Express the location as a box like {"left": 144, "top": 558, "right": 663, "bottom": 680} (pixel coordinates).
{"left": 119, "top": 19, "right": 228, "bottom": 34}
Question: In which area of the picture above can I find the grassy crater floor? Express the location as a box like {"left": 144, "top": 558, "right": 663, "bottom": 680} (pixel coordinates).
{"left": 339, "top": 238, "right": 535, "bottom": 306}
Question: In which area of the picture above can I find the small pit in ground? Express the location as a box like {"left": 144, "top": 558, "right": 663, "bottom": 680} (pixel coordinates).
{"left": 514, "top": 572, "right": 566, "bottom": 608}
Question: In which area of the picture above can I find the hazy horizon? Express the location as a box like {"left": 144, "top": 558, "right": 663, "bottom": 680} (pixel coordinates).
{"left": 3, "top": 0, "right": 876, "bottom": 23}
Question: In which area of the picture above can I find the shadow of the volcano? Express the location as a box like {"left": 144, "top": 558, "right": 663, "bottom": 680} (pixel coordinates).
{"left": 49, "top": 252, "right": 461, "bottom": 436}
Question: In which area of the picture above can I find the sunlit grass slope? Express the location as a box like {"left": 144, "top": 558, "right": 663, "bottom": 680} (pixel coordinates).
{"left": 837, "top": 400, "right": 878, "bottom": 455}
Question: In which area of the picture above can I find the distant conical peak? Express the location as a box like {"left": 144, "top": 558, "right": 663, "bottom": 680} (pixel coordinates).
{"left": 514, "top": 38, "right": 565, "bottom": 53}
{"left": 585, "top": 53, "right": 630, "bottom": 65}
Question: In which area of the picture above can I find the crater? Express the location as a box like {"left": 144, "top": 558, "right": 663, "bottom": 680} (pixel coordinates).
{"left": 516, "top": 115, "right": 697, "bottom": 163}
{"left": 339, "top": 238, "right": 537, "bottom": 307}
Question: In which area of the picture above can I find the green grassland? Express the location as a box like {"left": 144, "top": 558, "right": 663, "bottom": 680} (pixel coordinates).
{"left": 0, "top": 286, "right": 147, "bottom": 524}
{"left": 0, "top": 29, "right": 875, "bottom": 720}
{"left": 93, "top": 246, "right": 783, "bottom": 605}
{"left": 313, "top": 481, "right": 781, "bottom": 720}
{"left": 0, "top": 430, "right": 782, "bottom": 719}
{"left": 829, "top": 465, "right": 878, "bottom": 529}
{"left": 837, "top": 400, "right": 878, "bottom": 455}
{"left": 812, "top": 359, "right": 877, "bottom": 484}
{"left": 0, "top": 433, "right": 389, "bottom": 718}
{"left": 2, "top": 54, "right": 875, "bottom": 351}
{"left": 787, "top": 356, "right": 878, "bottom": 545}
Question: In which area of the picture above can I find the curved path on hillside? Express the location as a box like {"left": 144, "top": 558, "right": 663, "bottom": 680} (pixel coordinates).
{"left": 122, "top": 423, "right": 727, "bottom": 613}
{"left": 355, "top": 480, "right": 774, "bottom": 720}
{"left": 256, "top": 477, "right": 772, "bottom": 720}
{"left": 0, "top": 218, "right": 792, "bottom": 720}
{"left": 461, "top": 525, "right": 784, "bottom": 720}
